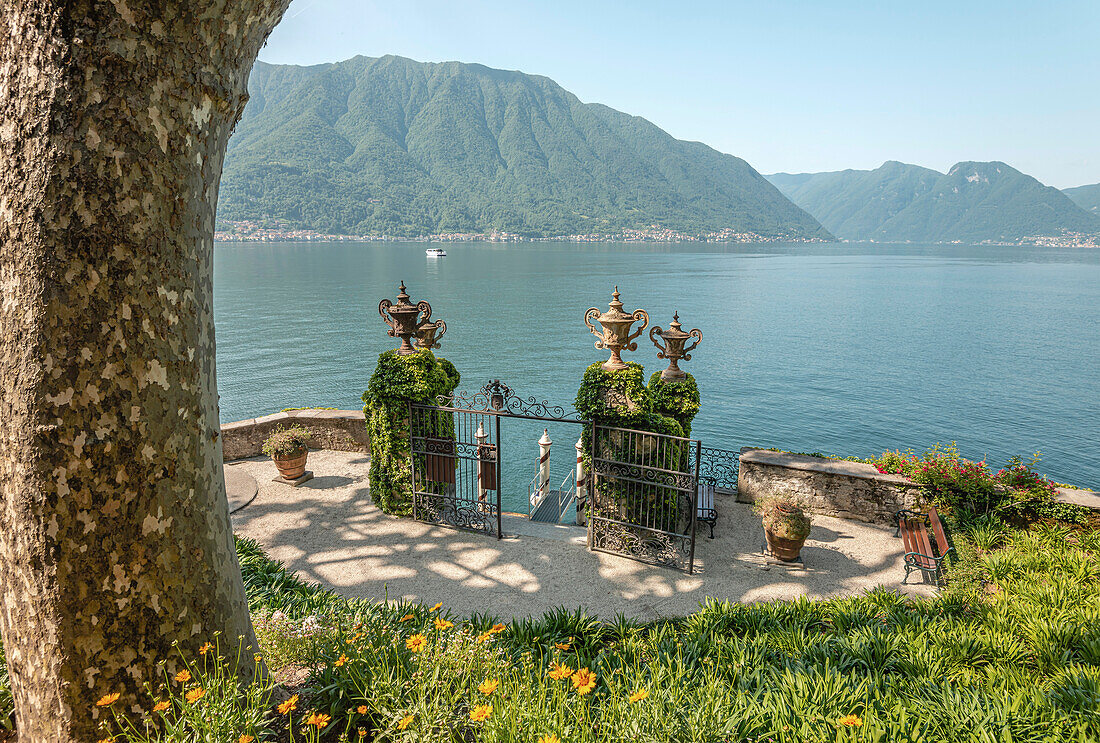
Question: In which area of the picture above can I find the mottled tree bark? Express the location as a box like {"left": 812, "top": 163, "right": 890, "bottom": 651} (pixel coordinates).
{"left": 0, "top": 1, "right": 290, "bottom": 739}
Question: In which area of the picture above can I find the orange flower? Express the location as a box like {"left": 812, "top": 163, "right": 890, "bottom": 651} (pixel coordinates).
{"left": 547, "top": 662, "right": 573, "bottom": 680}
{"left": 838, "top": 714, "right": 863, "bottom": 727}
{"left": 572, "top": 668, "right": 597, "bottom": 695}
{"left": 488, "top": 623, "right": 506, "bottom": 634}
{"left": 357, "top": 704, "right": 369, "bottom": 714}
{"left": 358, "top": 729, "right": 368, "bottom": 738}
{"left": 239, "top": 736, "right": 255, "bottom": 743}
{"left": 433, "top": 617, "right": 453, "bottom": 631}
{"left": 306, "top": 712, "right": 331, "bottom": 728}
{"left": 628, "top": 688, "right": 649, "bottom": 703}
{"left": 476, "top": 631, "right": 492, "bottom": 643}
{"left": 430, "top": 602, "right": 443, "bottom": 612}
{"left": 399, "top": 614, "right": 414, "bottom": 623}
{"left": 478, "top": 678, "right": 500, "bottom": 696}
{"left": 152, "top": 700, "right": 170, "bottom": 712}
{"left": 185, "top": 687, "right": 206, "bottom": 704}
{"left": 173, "top": 670, "right": 191, "bottom": 684}
{"left": 538, "top": 736, "right": 560, "bottom": 743}
{"left": 198, "top": 642, "right": 213, "bottom": 655}
{"left": 277, "top": 694, "right": 299, "bottom": 715}
{"left": 406, "top": 633, "right": 427, "bottom": 652}
{"left": 397, "top": 714, "right": 414, "bottom": 730}
{"left": 334, "top": 654, "right": 348, "bottom": 667}
{"left": 469, "top": 704, "right": 492, "bottom": 722}
{"left": 96, "top": 692, "right": 121, "bottom": 707}
{"left": 554, "top": 642, "right": 570, "bottom": 651}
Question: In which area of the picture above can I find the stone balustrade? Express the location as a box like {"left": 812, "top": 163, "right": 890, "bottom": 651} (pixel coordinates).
{"left": 220, "top": 409, "right": 368, "bottom": 461}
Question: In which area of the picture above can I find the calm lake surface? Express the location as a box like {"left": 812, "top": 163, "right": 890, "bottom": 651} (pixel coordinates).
{"left": 214, "top": 240, "right": 1100, "bottom": 510}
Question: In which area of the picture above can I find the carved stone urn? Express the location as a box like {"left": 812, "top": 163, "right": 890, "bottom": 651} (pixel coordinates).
{"left": 415, "top": 319, "right": 447, "bottom": 350}
{"left": 584, "top": 287, "right": 649, "bottom": 371}
{"left": 650, "top": 312, "right": 702, "bottom": 381}
{"left": 379, "top": 281, "right": 432, "bottom": 355}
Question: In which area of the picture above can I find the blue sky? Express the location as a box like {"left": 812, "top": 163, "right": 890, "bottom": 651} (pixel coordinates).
{"left": 260, "top": 1, "right": 1099, "bottom": 188}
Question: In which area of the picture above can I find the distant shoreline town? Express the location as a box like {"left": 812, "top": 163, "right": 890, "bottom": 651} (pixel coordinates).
{"left": 214, "top": 221, "right": 1099, "bottom": 247}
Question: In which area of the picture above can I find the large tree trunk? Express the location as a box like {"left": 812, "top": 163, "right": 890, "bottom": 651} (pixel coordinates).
{"left": 0, "top": 1, "right": 290, "bottom": 738}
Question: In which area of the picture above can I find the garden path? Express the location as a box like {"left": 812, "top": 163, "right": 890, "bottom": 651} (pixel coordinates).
{"left": 228, "top": 450, "right": 935, "bottom": 620}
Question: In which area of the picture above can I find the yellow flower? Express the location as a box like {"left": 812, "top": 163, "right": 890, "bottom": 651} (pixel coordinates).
{"left": 572, "top": 668, "right": 597, "bottom": 695}
{"left": 538, "top": 736, "right": 560, "bottom": 743}
{"left": 478, "top": 678, "right": 500, "bottom": 696}
{"left": 306, "top": 712, "right": 331, "bottom": 728}
{"left": 397, "top": 714, "right": 414, "bottom": 730}
{"left": 406, "top": 633, "right": 427, "bottom": 652}
{"left": 278, "top": 694, "right": 299, "bottom": 715}
{"left": 838, "top": 714, "right": 863, "bottom": 727}
{"left": 97, "top": 738, "right": 114, "bottom": 743}
{"left": 334, "top": 654, "right": 348, "bottom": 667}
{"left": 174, "top": 670, "right": 191, "bottom": 684}
{"left": 488, "top": 623, "right": 506, "bottom": 634}
{"left": 239, "top": 736, "right": 255, "bottom": 743}
{"left": 430, "top": 602, "right": 443, "bottom": 612}
{"left": 184, "top": 687, "right": 206, "bottom": 704}
{"left": 353, "top": 632, "right": 364, "bottom": 641}
{"left": 554, "top": 642, "right": 570, "bottom": 651}
{"left": 628, "top": 688, "right": 649, "bottom": 703}
{"left": 198, "top": 642, "right": 213, "bottom": 655}
{"left": 357, "top": 704, "right": 369, "bottom": 714}
{"left": 152, "top": 700, "right": 170, "bottom": 712}
{"left": 469, "top": 704, "right": 492, "bottom": 722}
{"left": 399, "top": 614, "right": 414, "bottom": 623}
{"left": 476, "top": 631, "right": 492, "bottom": 643}
{"left": 547, "top": 661, "right": 573, "bottom": 681}
{"left": 96, "top": 691, "right": 121, "bottom": 707}
{"left": 434, "top": 617, "right": 454, "bottom": 631}
{"left": 254, "top": 653, "right": 263, "bottom": 663}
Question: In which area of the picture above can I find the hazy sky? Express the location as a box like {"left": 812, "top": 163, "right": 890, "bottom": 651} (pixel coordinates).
{"left": 259, "top": 1, "right": 1099, "bottom": 188}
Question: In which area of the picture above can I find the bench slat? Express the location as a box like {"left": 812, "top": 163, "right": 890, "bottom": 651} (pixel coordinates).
{"left": 900, "top": 517, "right": 936, "bottom": 569}
{"left": 928, "top": 509, "right": 951, "bottom": 557}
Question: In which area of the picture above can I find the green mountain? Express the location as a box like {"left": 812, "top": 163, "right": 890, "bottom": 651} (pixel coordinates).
{"left": 766, "top": 161, "right": 1100, "bottom": 242}
{"left": 219, "top": 55, "right": 829, "bottom": 239}
{"left": 1063, "top": 183, "right": 1100, "bottom": 214}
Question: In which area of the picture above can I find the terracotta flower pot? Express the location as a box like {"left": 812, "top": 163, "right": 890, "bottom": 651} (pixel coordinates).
{"left": 764, "top": 527, "right": 807, "bottom": 562}
{"left": 273, "top": 449, "right": 308, "bottom": 480}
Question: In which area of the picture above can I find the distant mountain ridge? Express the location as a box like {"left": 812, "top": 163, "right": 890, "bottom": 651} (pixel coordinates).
{"left": 766, "top": 161, "right": 1100, "bottom": 242}
{"left": 218, "top": 55, "right": 829, "bottom": 239}
{"left": 1063, "top": 183, "right": 1100, "bottom": 214}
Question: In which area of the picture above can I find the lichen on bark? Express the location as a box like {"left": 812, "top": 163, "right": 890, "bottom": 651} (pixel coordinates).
{"left": 0, "top": 2, "right": 291, "bottom": 739}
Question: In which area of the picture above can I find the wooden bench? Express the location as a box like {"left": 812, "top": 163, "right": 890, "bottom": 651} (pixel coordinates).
{"left": 894, "top": 507, "right": 953, "bottom": 584}
{"left": 697, "top": 481, "right": 717, "bottom": 538}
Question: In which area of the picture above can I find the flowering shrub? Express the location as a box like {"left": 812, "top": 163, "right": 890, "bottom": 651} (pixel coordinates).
{"left": 871, "top": 443, "right": 1088, "bottom": 523}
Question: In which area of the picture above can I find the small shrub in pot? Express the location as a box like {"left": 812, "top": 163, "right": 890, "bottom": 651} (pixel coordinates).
{"left": 756, "top": 493, "right": 812, "bottom": 561}
{"left": 262, "top": 425, "right": 311, "bottom": 479}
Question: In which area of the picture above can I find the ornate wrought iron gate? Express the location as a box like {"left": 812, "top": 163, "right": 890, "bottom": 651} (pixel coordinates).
{"left": 588, "top": 424, "right": 701, "bottom": 573}
{"left": 408, "top": 380, "right": 583, "bottom": 538}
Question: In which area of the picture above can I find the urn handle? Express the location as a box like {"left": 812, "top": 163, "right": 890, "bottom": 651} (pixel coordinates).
{"left": 583, "top": 307, "right": 604, "bottom": 349}
{"left": 681, "top": 328, "right": 702, "bottom": 361}
{"left": 623, "top": 309, "right": 649, "bottom": 352}
{"left": 415, "top": 300, "right": 433, "bottom": 328}
{"left": 435, "top": 319, "right": 447, "bottom": 344}
{"left": 379, "top": 298, "right": 396, "bottom": 337}
{"left": 649, "top": 325, "right": 668, "bottom": 359}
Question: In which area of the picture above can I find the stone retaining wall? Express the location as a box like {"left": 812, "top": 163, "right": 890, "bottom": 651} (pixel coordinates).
{"left": 736, "top": 448, "right": 922, "bottom": 526}
{"left": 221, "top": 409, "right": 368, "bottom": 461}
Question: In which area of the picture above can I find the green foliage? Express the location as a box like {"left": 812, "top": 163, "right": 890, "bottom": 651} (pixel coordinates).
{"left": 757, "top": 496, "right": 814, "bottom": 541}
{"left": 219, "top": 55, "right": 830, "bottom": 239}
{"left": 361, "top": 350, "right": 460, "bottom": 516}
{"left": 769, "top": 160, "right": 1100, "bottom": 242}
{"left": 221, "top": 532, "right": 1100, "bottom": 742}
{"left": 574, "top": 362, "right": 652, "bottom": 428}
{"left": 0, "top": 643, "right": 12, "bottom": 732}
{"left": 646, "top": 372, "right": 700, "bottom": 437}
{"left": 260, "top": 424, "right": 310, "bottom": 458}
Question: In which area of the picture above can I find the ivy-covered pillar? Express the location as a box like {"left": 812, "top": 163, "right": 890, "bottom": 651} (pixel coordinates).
{"left": 648, "top": 371, "right": 700, "bottom": 437}
{"left": 362, "top": 350, "right": 459, "bottom": 515}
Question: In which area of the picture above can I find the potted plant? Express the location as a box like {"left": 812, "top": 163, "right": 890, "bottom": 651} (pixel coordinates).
{"left": 756, "top": 493, "right": 812, "bottom": 561}
{"left": 262, "top": 425, "right": 312, "bottom": 480}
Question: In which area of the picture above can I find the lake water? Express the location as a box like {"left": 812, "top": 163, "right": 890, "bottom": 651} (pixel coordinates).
{"left": 214, "top": 240, "right": 1100, "bottom": 511}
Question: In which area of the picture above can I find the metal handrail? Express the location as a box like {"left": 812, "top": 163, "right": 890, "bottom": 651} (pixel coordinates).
{"left": 557, "top": 468, "right": 577, "bottom": 517}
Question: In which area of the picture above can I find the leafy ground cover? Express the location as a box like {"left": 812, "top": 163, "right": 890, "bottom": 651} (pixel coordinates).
{"left": 76, "top": 520, "right": 1100, "bottom": 742}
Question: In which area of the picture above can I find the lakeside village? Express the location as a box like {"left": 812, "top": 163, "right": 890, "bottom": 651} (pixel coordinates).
{"left": 215, "top": 219, "right": 1100, "bottom": 247}
{"left": 214, "top": 220, "right": 825, "bottom": 244}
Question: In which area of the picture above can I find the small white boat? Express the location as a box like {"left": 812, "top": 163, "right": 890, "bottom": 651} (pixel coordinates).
{"left": 425, "top": 247, "right": 447, "bottom": 257}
